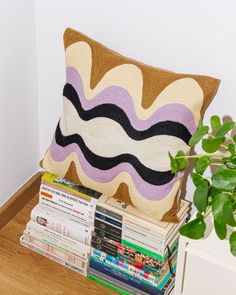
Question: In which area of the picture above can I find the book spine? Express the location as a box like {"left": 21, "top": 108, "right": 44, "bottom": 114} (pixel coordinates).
{"left": 95, "top": 207, "right": 166, "bottom": 241}
{"left": 88, "top": 267, "right": 150, "bottom": 295}
{"left": 121, "top": 232, "right": 166, "bottom": 256}
{"left": 122, "top": 216, "right": 166, "bottom": 240}
{"left": 91, "top": 248, "right": 158, "bottom": 286}
{"left": 39, "top": 184, "right": 95, "bottom": 225}
{"left": 87, "top": 273, "right": 132, "bottom": 295}
{"left": 95, "top": 210, "right": 165, "bottom": 250}
{"left": 42, "top": 172, "right": 102, "bottom": 204}
{"left": 31, "top": 204, "right": 92, "bottom": 245}
{"left": 92, "top": 233, "right": 166, "bottom": 260}
{"left": 89, "top": 257, "right": 164, "bottom": 295}
{"left": 24, "top": 221, "right": 90, "bottom": 261}
{"left": 122, "top": 225, "right": 165, "bottom": 246}
{"left": 95, "top": 212, "right": 122, "bottom": 228}
{"left": 95, "top": 227, "right": 122, "bottom": 243}
{"left": 41, "top": 182, "right": 97, "bottom": 210}
{"left": 94, "top": 218, "right": 122, "bottom": 236}
{"left": 23, "top": 234, "right": 86, "bottom": 268}
{"left": 20, "top": 236, "right": 87, "bottom": 276}
{"left": 91, "top": 234, "right": 164, "bottom": 262}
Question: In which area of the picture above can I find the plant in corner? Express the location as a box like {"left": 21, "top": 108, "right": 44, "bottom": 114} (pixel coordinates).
{"left": 169, "top": 115, "right": 236, "bottom": 256}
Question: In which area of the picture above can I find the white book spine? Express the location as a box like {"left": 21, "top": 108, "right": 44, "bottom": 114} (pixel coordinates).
{"left": 122, "top": 228, "right": 165, "bottom": 248}
{"left": 24, "top": 221, "right": 90, "bottom": 261}
{"left": 20, "top": 236, "right": 87, "bottom": 276}
{"left": 39, "top": 184, "right": 95, "bottom": 225}
{"left": 22, "top": 233, "right": 86, "bottom": 268}
{"left": 122, "top": 216, "right": 167, "bottom": 240}
{"left": 121, "top": 231, "right": 166, "bottom": 256}
{"left": 31, "top": 204, "right": 92, "bottom": 245}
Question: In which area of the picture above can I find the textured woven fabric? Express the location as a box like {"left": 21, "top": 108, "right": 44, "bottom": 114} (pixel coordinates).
{"left": 41, "top": 28, "right": 220, "bottom": 222}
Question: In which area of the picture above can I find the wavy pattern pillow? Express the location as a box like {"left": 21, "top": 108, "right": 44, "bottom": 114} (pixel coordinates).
{"left": 41, "top": 28, "right": 220, "bottom": 222}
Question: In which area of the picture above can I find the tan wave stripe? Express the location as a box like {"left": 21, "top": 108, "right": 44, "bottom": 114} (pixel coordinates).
{"left": 64, "top": 28, "right": 220, "bottom": 114}
{"left": 65, "top": 42, "right": 204, "bottom": 125}
{"left": 43, "top": 151, "right": 181, "bottom": 220}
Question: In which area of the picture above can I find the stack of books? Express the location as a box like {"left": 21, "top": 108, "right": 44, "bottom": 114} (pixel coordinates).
{"left": 20, "top": 172, "right": 102, "bottom": 276}
{"left": 88, "top": 195, "right": 190, "bottom": 295}
{"left": 20, "top": 172, "right": 190, "bottom": 295}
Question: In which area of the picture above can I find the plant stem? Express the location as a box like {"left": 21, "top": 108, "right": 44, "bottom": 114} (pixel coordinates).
{"left": 175, "top": 153, "right": 226, "bottom": 159}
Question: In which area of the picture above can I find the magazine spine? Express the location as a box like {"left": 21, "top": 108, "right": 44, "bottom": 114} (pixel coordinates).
{"left": 20, "top": 236, "right": 87, "bottom": 276}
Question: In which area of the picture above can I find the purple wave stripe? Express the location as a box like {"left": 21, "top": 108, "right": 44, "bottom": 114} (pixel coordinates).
{"left": 50, "top": 137, "right": 184, "bottom": 201}
{"left": 66, "top": 67, "right": 197, "bottom": 135}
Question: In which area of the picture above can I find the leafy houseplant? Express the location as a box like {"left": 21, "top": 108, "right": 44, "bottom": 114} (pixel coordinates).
{"left": 169, "top": 116, "right": 236, "bottom": 256}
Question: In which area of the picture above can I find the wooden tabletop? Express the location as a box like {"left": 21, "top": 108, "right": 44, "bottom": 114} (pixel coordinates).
{"left": 0, "top": 195, "right": 117, "bottom": 295}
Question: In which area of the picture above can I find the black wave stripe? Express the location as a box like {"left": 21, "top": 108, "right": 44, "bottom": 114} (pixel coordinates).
{"left": 63, "top": 83, "right": 192, "bottom": 144}
{"left": 55, "top": 123, "right": 175, "bottom": 186}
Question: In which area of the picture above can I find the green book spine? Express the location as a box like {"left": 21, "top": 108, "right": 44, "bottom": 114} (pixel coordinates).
{"left": 121, "top": 238, "right": 179, "bottom": 261}
{"left": 87, "top": 274, "right": 132, "bottom": 295}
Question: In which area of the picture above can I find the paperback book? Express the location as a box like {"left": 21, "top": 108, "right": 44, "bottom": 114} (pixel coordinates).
{"left": 24, "top": 220, "right": 90, "bottom": 261}
{"left": 31, "top": 203, "right": 92, "bottom": 245}
{"left": 20, "top": 235, "right": 87, "bottom": 275}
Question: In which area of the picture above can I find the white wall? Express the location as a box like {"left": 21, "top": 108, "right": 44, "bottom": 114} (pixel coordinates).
{"left": 0, "top": 0, "right": 39, "bottom": 206}
{"left": 35, "top": 0, "right": 236, "bottom": 202}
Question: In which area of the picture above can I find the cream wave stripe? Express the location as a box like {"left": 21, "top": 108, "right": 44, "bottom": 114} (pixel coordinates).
{"left": 44, "top": 147, "right": 182, "bottom": 219}
{"left": 55, "top": 123, "right": 175, "bottom": 186}
{"left": 60, "top": 98, "right": 190, "bottom": 172}
{"left": 65, "top": 41, "right": 204, "bottom": 125}
{"left": 66, "top": 67, "right": 197, "bottom": 135}
{"left": 50, "top": 131, "right": 184, "bottom": 199}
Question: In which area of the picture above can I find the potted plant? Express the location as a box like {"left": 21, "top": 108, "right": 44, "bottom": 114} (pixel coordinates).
{"left": 169, "top": 115, "right": 236, "bottom": 256}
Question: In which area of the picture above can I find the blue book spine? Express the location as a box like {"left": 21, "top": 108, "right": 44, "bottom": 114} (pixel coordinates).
{"left": 89, "top": 257, "right": 165, "bottom": 295}
{"left": 95, "top": 212, "right": 123, "bottom": 228}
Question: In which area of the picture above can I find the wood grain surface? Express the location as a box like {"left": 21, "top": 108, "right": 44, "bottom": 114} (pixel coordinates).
{"left": 0, "top": 194, "right": 117, "bottom": 295}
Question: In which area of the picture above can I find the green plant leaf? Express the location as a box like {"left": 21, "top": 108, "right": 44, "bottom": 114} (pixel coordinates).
{"left": 214, "top": 220, "right": 227, "bottom": 240}
{"left": 179, "top": 218, "right": 206, "bottom": 239}
{"left": 168, "top": 152, "right": 178, "bottom": 174}
{"left": 220, "top": 168, "right": 236, "bottom": 182}
{"left": 202, "top": 138, "right": 224, "bottom": 153}
{"left": 189, "top": 126, "right": 209, "bottom": 146}
{"left": 193, "top": 181, "right": 209, "bottom": 212}
{"left": 215, "top": 121, "right": 235, "bottom": 138}
{"left": 230, "top": 155, "right": 236, "bottom": 165}
{"left": 192, "top": 173, "right": 206, "bottom": 187}
{"left": 223, "top": 201, "right": 236, "bottom": 226}
{"left": 212, "top": 193, "right": 230, "bottom": 224}
{"left": 228, "top": 144, "right": 235, "bottom": 155}
{"left": 233, "top": 135, "right": 236, "bottom": 143}
{"left": 229, "top": 232, "right": 236, "bottom": 256}
{"left": 175, "top": 150, "right": 190, "bottom": 170}
{"left": 210, "top": 115, "right": 221, "bottom": 130}
{"left": 195, "top": 156, "right": 210, "bottom": 175}
{"left": 210, "top": 186, "right": 221, "bottom": 198}
{"left": 212, "top": 166, "right": 236, "bottom": 191}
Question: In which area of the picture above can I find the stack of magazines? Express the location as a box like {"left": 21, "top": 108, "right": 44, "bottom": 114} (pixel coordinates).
{"left": 20, "top": 172, "right": 102, "bottom": 276}
{"left": 88, "top": 195, "right": 190, "bottom": 295}
{"left": 20, "top": 173, "right": 190, "bottom": 295}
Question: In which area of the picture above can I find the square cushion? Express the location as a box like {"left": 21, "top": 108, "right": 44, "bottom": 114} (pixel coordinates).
{"left": 41, "top": 28, "right": 220, "bottom": 222}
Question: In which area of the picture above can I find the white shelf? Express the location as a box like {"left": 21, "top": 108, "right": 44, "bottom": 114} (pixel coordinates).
{"left": 174, "top": 214, "right": 236, "bottom": 295}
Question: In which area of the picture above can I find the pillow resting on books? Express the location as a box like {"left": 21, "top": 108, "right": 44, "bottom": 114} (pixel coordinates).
{"left": 41, "top": 27, "right": 220, "bottom": 222}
